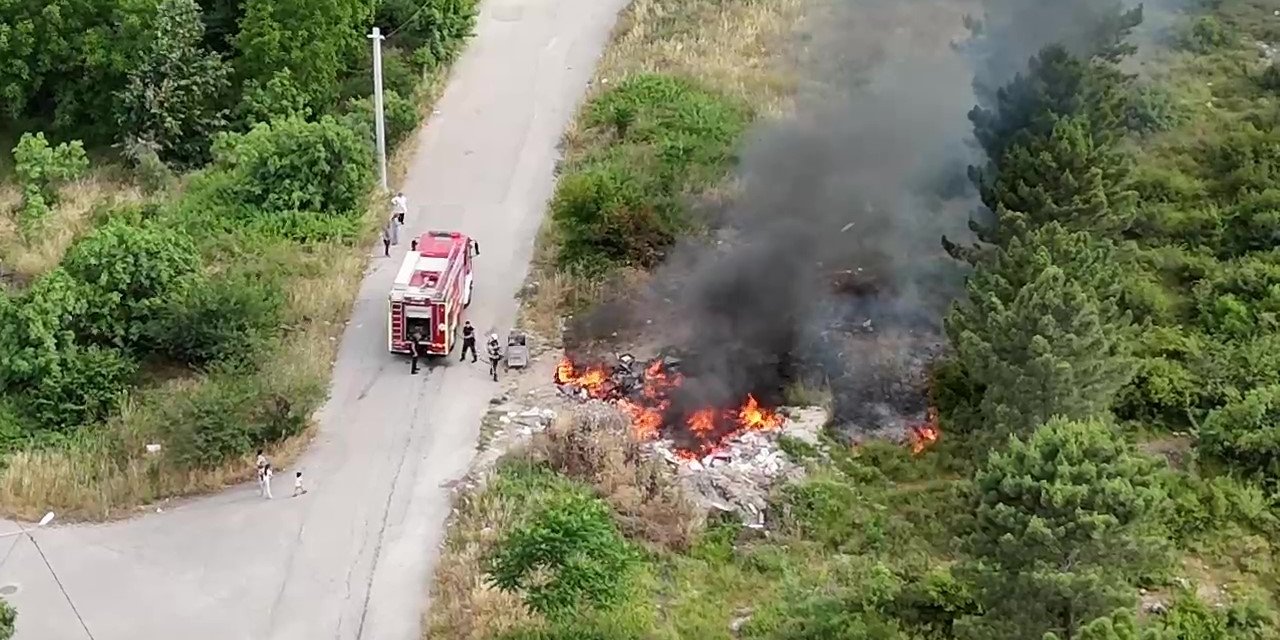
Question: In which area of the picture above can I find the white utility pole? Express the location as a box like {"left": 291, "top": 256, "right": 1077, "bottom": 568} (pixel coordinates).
{"left": 368, "top": 27, "right": 389, "bottom": 191}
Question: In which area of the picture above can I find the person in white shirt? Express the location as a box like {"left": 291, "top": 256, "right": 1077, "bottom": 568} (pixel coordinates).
{"left": 392, "top": 192, "right": 408, "bottom": 224}
{"left": 293, "top": 471, "right": 308, "bottom": 497}
{"left": 261, "top": 464, "right": 274, "bottom": 500}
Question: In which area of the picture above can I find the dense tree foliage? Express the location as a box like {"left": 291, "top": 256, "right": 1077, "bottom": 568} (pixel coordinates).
{"left": 956, "top": 418, "right": 1169, "bottom": 640}
{"left": 115, "top": 0, "right": 231, "bottom": 166}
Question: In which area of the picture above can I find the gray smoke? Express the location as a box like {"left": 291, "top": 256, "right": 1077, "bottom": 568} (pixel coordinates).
{"left": 572, "top": 0, "right": 1161, "bottom": 439}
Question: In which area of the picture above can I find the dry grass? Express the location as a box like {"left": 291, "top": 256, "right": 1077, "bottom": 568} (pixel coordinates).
{"left": 528, "top": 409, "right": 700, "bottom": 551}
{"left": 518, "top": 0, "right": 802, "bottom": 336}
{"left": 0, "top": 174, "right": 145, "bottom": 282}
{"left": 425, "top": 477, "right": 542, "bottom": 640}
{"left": 0, "top": 71, "right": 452, "bottom": 522}
{"left": 427, "top": 408, "right": 699, "bottom": 638}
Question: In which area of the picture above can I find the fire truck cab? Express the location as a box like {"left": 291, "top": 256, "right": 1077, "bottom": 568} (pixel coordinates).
{"left": 388, "top": 230, "right": 478, "bottom": 356}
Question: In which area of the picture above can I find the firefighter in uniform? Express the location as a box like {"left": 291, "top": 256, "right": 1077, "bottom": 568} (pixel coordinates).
{"left": 460, "top": 320, "right": 477, "bottom": 362}
{"left": 409, "top": 328, "right": 424, "bottom": 374}
{"left": 486, "top": 334, "right": 502, "bottom": 382}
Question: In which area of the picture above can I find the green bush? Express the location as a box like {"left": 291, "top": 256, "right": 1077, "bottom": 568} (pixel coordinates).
{"left": 147, "top": 272, "right": 284, "bottom": 367}
{"left": 212, "top": 116, "right": 373, "bottom": 218}
{"left": 11, "top": 132, "right": 89, "bottom": 232}
{"left": 62, "top": 221, "right": 201, "bottom": 348}
{"left": 236, "top": 69, "right": 313, "bottom": 126}
{"left": 0, "top": 270, "right": 87, "bottom": 391}
{"left": 0, "top": 597, "right": 13, "bottom": 640}
{"left": 376, "top": 0, "right": 479, "bottom": 70}
{"left": 486, "top": 490, "right": 638, "bottom": 621}
{"left": 165, "top": 368, "right": 308, "bottom": 468}
{"left": 26, "top": 345, "right": 137, "bottom": 431}
{"left": 339, "top": 89, "right": 421, "bottom": 150}
{"left": 551, "top": 155, "right": 676, "bottom": 271}
{"left": 1198, "top": 384, "right": 1280, "bottom": 483}
{"left": 552, "top": 74, "right": 746, "bottom": 271}
{"left": 1181, "top": 16, "right": 1235, "bottom": 54}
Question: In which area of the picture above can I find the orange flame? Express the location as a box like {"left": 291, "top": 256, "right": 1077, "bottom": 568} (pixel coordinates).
{"left": 910, "top": 407, "right": 940, "bottom": 454}
{"left": 555, "top": 355, "right": 787, "bottom": 456}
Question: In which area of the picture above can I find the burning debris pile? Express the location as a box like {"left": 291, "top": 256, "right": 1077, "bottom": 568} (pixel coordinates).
{"left": 554, "top": 353, "right": 787, "bottom": 459}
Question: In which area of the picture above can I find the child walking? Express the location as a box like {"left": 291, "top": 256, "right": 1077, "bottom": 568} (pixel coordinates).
{"left": 293, "top": 471, "right": 308, "bottom": 497}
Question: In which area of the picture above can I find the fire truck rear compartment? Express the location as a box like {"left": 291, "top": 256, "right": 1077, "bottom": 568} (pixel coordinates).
{"left": 405, "top": 317, "right": 431, "bottom": 341}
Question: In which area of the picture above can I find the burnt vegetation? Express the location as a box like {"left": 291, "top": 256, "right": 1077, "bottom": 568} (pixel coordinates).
{"left": 464, "top": 0, "right": 1280, "bottom": 638}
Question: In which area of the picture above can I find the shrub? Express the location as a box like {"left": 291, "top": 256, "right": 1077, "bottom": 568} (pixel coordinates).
{"left": 11, "top": 132, "right": 89, "bottom": 232}
{"left": 62, "top": 221, "right": 201, "bottom": 348}
{"left": 486, "top": 490, "right": 638, "bottom": 621}
{"left": 236, "top": 69, "right": 313, "bottom": 125}
{"left": 552, "top": 74, "right": 747, "bottom": 271}
{"left": 26, "top": 345, "right": 137, "bottom": 431}
{"left": 0, "top": 598, "right": 13, "bottom": 640}
{"left": 0, "top": 270, "right": 87, "bottom": 391}
{"left": 165, "top": 368, "right": 307, "bottom": 468}
{"left": 338, "top": 89, "right": 421, "bottom": 150}
{"left": 551, "top": 154, "right": 675, "bottom": 272}
{"left": 147, "top": 272, "right": 284, "bottom": 367}
{"left": 1182, "top": 16, "right": 1234, "bottom": 54}
{"left": 212, "top": 116, "right": 373, "bottom": 218}
{"left": 1198, "top": 384, "right": 1280, "bottom": 483}
{"left": 377, "top": 0, "right": 479, "bottom": 70}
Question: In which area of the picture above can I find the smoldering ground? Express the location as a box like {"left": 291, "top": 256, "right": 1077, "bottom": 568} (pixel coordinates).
{"left": 568, "top": 0, "right": 1165, "bottom": 441}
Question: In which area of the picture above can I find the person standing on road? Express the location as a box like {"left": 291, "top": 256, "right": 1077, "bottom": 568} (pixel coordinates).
{"left": 293, "top": 471, "right": 308, "bottom": 497}
{"left": 392, "top": 191, "right": 408, "bottom": 225}
{"left": 256, "top": 450, "right": 268, "bottom": 492}
{"left": 388, "top": 212, "right": 401, "bottom": 246}
{"left": 380, "top": 222, "right": 392, "bottom": 257}
{"left": 460, "top": 321, "right": 477, "bottom": 362}
{"left": 486, "top": 333, "right": 502, "bottom": 382}
{"left": 409, "top": 328, "right": 424, "bottom": 374}
{"left": 261, "top": 464, "right": 274, "bottom": 499}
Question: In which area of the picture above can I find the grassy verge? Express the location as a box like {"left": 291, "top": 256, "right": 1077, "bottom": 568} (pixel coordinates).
{"left": 0, "top": 25, "right": 465, "bottom": 521}
{"left": 518, "top": 0, "right": 800, "bottom": 337}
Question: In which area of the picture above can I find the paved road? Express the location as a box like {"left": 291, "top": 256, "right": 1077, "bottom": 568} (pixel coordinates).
{"left": 0, "top": 0, "right": 627, "bottom": 637}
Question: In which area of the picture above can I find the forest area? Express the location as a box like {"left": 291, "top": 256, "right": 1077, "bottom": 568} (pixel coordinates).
{"left": 429, "top": 0, "right": 1280, "bottom": 639}
{"left": 0, "top": 0, "right": 478, "bottom": 519}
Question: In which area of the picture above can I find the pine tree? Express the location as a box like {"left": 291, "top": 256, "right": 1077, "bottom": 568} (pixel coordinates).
{"left": 976, "top": 114, "right": 1136, "bottom": 244}
{"left": 946, "top": 253, "right": 1134, "bottom": 437}
{"left": 956, "top": 418, "right": 1169, "bottom": 640}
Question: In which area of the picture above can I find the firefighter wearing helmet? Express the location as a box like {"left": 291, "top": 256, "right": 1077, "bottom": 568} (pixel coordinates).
{"left": 486, "top": 333, "right": 502, "bottom": 381}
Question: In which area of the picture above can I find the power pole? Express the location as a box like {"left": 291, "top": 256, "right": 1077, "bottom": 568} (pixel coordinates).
{"left": 368, "top": 27, "right": 389, "bottom": 191}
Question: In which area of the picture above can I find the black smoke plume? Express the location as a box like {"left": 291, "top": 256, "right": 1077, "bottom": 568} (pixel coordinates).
{"left": 570, "top": 0, "right": 1155, "bottom": 441}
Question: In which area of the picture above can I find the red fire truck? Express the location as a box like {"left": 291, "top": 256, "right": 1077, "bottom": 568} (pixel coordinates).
{"left": 388, "top": 230, "right": 478, "bottom": 356}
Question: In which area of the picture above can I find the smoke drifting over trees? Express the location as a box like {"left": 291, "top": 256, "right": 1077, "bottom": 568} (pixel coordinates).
{"left": 573, "top": 0, "right": 1157, "bottom": 437}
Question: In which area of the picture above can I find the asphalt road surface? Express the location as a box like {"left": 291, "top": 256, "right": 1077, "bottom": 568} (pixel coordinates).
{"left": 0, "top": 0, "right": 627, "bottom": 637}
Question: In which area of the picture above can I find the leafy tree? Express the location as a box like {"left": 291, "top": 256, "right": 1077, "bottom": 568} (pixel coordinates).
{"left": 11, "top": 132, "right": 89, "bottom": 231}
{"left": 62, "top": 221, "right": 201, "bottom": 348}
{"left": 1198, "top": 385, "right": 1280, "bottom": 485}
{"left": 946, "top": 243, "right": 1134, "bottom": 436}
{"left": 0, "top": 0, "right": 153, "bottom": 135}
{"left": 211, "top": 116, "right": 373, "bottom": 217}
{"left": 115, "top": 0, "right": 232, "bottom": 167}
{"left": 236, "top": 69, "right": 312, "bottom": 125}
{"left": 956, "top": 417, "right": 1169, "bottom": 640}
{"left": 376, "top": 0, "right": 478, "bottom": 71}
{"left": 486, "top": 491, "right": 638, "bottom": 621}
{"left": 234, "top": 0, "right": 368, "bottom": 113}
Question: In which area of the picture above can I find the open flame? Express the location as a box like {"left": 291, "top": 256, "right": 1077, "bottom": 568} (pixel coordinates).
{"left": 910, "top": 406, "right": 940, "bottom": 454}
{"left": 555, "top": 356, "right": 783, "bottom": 457}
